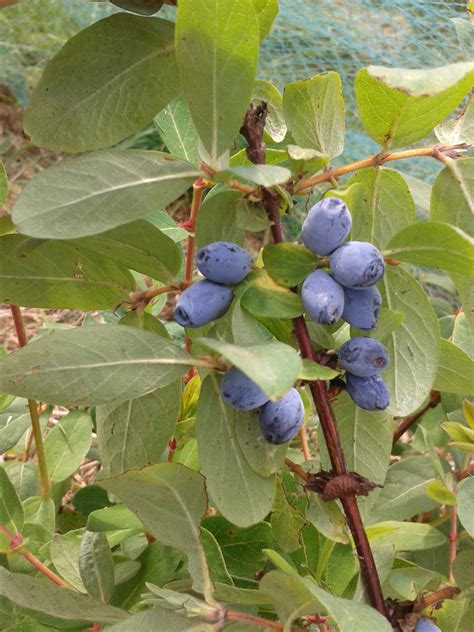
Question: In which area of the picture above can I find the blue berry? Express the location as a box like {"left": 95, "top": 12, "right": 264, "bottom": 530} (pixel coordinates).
{"left": 301, "top": 197, "right": 352, "bottom": 256}
{"left": 342, "top": 286, "right": 382, "bottom": 330}
{"left": 346, "top": 374, "right": 390, "bottom": 411}
{"left": 174, "top": 280, "right": 232, "bottom": 328}
{"left": 260, "top": 388, "right": 305, "bottom": 444}
{"left": 330, "top": 241, "right": 384, "bottom": 289}
{"left": 414, "top": 619, "right": 441, "bottom": 632}
{"left": 301, "top": 270, "right": 344, "bottom": 325}
{"left": 338, "top": 337, "right": 388, "bottom": 377}
{"left": 196, "top": 241, "right": 252, "bottom": 285}
{"left": 221, "top": 367, "right": 269, "bottom": 410}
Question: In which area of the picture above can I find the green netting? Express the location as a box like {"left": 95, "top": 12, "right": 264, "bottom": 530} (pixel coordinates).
{"left": 0, "top": 0, "right": 469, "bottom": 179}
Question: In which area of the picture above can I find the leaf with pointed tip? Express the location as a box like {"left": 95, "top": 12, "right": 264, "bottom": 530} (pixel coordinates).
{"left": 24, "top": 14, "right": 179, "bottom": 152}
{"left": 79, "top": 531, "right": 114, "bottom": 604}
{"left": 0, "top": 325, "right": 197, "bottom": 407}
{"left": 0, "top": 235, "right": 135, "bottom": 309}
{"left": 197, "top": 375, "right": 275, "bottom": 527}
{"left": 365, "top": 521, "right": 446, "bottom": 550}
{"left": 176, "top": 0, "right": 259, "bottom": 165}
{"left": 44, "top": 411, "right": 93, "bottom": 482}
{"left": 355, "top": 62, "right": 474, "bottom": 148}
{"left": 434, "top": 338, "right": 474, "bottom": 395}
{"left": 0, "top": 467, "right": 23, "bottom": 536}
{"left": 252, "top": 80, "right": 286, "bottom": 141}
{"left": 430, "top": 158, "right": 474, "bottom": 235}
{"left": 99, "top": 462, "right": 213, "bottom": 599}
{"left": 50, "top": 532, "right": 86, "bottom": 592}
{"left": 13, "top": 151, "right": 200, "bottom": 239}
{"left": 263, "top": 243, "right": 319, "bottom": 287}
{"left": 154, "top": 94, "right": 200, "bottom": 166}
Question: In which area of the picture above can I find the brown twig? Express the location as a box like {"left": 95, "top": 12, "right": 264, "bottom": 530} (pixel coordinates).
{"left": 9, "top": 305, "right": 50, "bottom": 497}
{"left": 226, "top": 609, "right": 285, "bottom": 631}
{"left": 393, "top": 391, "right": 441, "bottom": 444}
{"left": 416, "top": 586, "right": 461, "bottom": 612}
{"left": 240, "top": 102, "right": 268, "bottom": 164}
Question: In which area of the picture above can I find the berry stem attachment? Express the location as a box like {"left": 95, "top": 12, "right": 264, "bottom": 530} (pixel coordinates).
{"left": 9, "top": 305, "right": 50, "bottom": 498}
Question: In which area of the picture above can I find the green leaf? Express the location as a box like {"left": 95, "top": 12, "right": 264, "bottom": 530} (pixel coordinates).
{"left": 457, "top": 477, "right": 474, "bottom": 537}
{"left": 355, "top": 62, "right": 474, "bottom": 148}
{"left": 286, "top": 144, "right": 329, "bottom": 175}
{"left": 0, "top": 467, "right": 23, "bottom": 535}
{"left": 434, "top": 338, "right": 474, "bottom": 395}
{"left": 0, "top": 413, "right": 30, "bottom": 453}
{"left": 154, "top": 94, "right": 200, "bottom": 166}
{"left": 436, "top": 94, "right": 474, "bottom": 145}
{"left": 87, "top": 505, "right": 142, "bottom": 533}
{"left": 385, "top": 222, "right": 474, "bottom": 274}
{"left": 453, "top": 16, "right": 474, "bottom": 60}
{"left": 453, "top": 311, "right": 473, "bottom": 359}
{"left": 0, "top": 325, "right": 196, "bottom": 407}
{"left": 381, "top": 265, "right": 440, "bottom": 416}
{"left": 203, "top": 514, "right": 274, "bottom": 578}
{"left": 96, "top": 379, "right": 181, "bottom": 476}
{"left": 298, "top": 359, "right": 340, "bottom": 381}
{"left": 283, "top": 72, "right": 345, "bottom": 159}
{"left": 261, "top": 571, "right": 392, "bottom": 632}
{"left": 196, "top": 375, "right": 275, "bottom": 527}
{"left": 23, "top": 496, "right": 55, "bottom": 533}
{"left": 252, "top": 80, "right": 286, "bottom": 141}
{"left": 78, "top": 531, "right": 114, "bottom": 604}
{"left": 306, "top": 492, "right": 348, "bottom": 544}
{"left": 147, "top": 209, "right": 189, "bottom": 242}
{"left": 197, "top": 338, "right": 302, "bottom": 400}
{"left": 107, "top": 608, "right": 215, "bottom": 631}
{"left": 176, "top": 0, "right": 259, "bottom": 166}
{"left": 319, "top": 391, "right": 393, "bottom": 519}
{"left": 201, "top": 527, "right": 234, "bottom": 585}
{"left": 431, "top": 158, "right": 474, "bottom": 235}
{"left": 365, "top": 521, "right": 446, "bottom": 550}
{"left": 24, "top": 14, "right": 179, "bottom": 152}
{"left": 0, "top": 161, "right": 7, "bottom": 206}
{"left": 251, "top": 0, "right": 278, "bottom": 41}
{"left": 13, "top": 150, "right": 200, "bottom": 239}
{"left": 350, "top": 307, "right": 405, "bottom": 344}
{"left": 0, "top": 235, "right": 134, "bottom": 309}
{"left": 231, "top": 147, "right": 288, "bottom": 168}
{"left": 348, "top": 167, "right": 416, "bottom": 248}
{"left": 426, "top": 481, "right": 457, "bottom": 506}
{"left": 98, "top": 462, "right": 214, "bottom": 600}
{"left": 262, "top": 243, "right": 319, "bottom": 287}
{"left": 241, "top": 270, "right": 304, "bottom": 319}
{"left": 50, "top": 532, "right": 86, "bottom": 592}
{"left": 44, "top": 411, "right": 92, "bottom": 483}
{"left": 195, "top": 189, "right": 245, "bottom": 249}
{"left": 110, "top": 0, "right": 164, "bottom": 15}
{"left": 368, "top": 456, "right": 438, "bottom": 524}
{"left": 235, "top": 199, "right": 272, "bottom": 232}
{"left": 225, "top": 165, "right": 291, "bottom": 187}
{"left": 453, "top": 550, "right": 474, "bottom": 591}
{"left": 0, "top": 567, "right": 126, "bottom": 625}
{"left": 271, "top": 478, "right": 305, "bottom": 553}
{"left": 72, "top": 220, "right": 182, "bottom": 284}
{"left": 235, "top": 409, "right": 288, "bottom": 477}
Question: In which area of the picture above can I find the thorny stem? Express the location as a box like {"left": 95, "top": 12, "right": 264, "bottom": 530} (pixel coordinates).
{"left": 393, "top": 390, "right": 441, "bottom": 444}
{"left": 9, "top": 305, "right": 50, "bottom": 497}
{"left": 0, "top": 523, "right": 65, "bottom": 586}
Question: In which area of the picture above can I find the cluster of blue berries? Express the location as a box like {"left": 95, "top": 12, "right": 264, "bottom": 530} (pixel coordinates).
{"left": 173, "top": 241, "right": 305, "bottom": 445}
{"left": 221, "top": 367, "right": 305, "bottom": 445}
{"left": 174, "top": 241, "right": 252, "bottom": 328}
{"left": 300, "top": 197, "right": 390, "bottom": 411}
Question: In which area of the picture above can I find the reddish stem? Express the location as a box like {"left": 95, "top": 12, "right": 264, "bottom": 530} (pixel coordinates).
{"left": 393, "top": 390, "right": 440, "bottom": 444}
{"left": 448, "top": 504, "right": 458, "bottom": 582}
{"left": 226, "top": 609, "right": 285, "bottom": 630}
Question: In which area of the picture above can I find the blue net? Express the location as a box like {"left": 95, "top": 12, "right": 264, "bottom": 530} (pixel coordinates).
{"left": 0, "top": 0, "right": 469, "bottom": 179}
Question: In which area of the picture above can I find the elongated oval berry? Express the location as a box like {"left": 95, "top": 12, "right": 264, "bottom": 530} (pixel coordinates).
{"left": 342, "top": 286, "right": 381, "bottom": 330}
{"left": 301, "top": 197, "right": 352, "bottom": 256}
{"left": 301, "top": 269, "right": 344, "bottom": 325}
{"left": 346, "top": 374, "right": 390, "bottom": 411}
{"left": 338, "top": 337, "right": 388, "bottom": 377}
{"left": 221, "top": 367, "right": 269, "bottom": 410}
{"left": 196, "top": 241, "right": 252, "bottom": 285}
{"left": 414, "top": 619, "right": 441, "bottom": 632}
{"left": 260, "top": 388, "right": 305, "bottom": 444}
{"left": 174, "top": 280, "right": 232, "bottom": 328}
{"left": 330, "top": 241, "right": 384, "bottom": 289}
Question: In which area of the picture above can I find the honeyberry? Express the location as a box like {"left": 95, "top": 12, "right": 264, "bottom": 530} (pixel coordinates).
{"left": 414, "top": 620, "right": 441, "bottom": 632}
{"left": 196, "top": 241, "right": 252, "bottom": 285}
{"left": 338, "top": 337, "right": 388, "bottom": 377}
{"left": 342, "top": 285, "right": 382, "bottom": 330}
{"left": 330, "top": 241, "right": 384, "bottom": 289}
{"left": 301, "top": 197, "right": 352, "bottom": 256}
{"left": 174, "top": 280, "right": 233, "bottom": 328}
{"left": 346, "top": 374, "right": 390, "bottom": 411}
{"left": 220, "top": 367, "right": 269, "bottom": 410}
{"left": 301, "top": 269, "right": 344, "bottom": 325}
{"left": 260, "top": 388, "right": 305, "bottom": 444}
